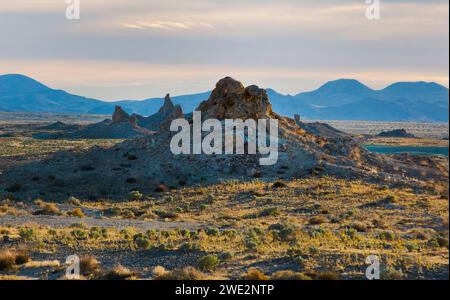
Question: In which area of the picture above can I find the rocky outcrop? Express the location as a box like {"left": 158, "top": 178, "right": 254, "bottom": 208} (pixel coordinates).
{"left": 159, "top": 94, "right": 175, "bottom": 115}
{"left": 112, "top": 106, "right": 130, "bottom": 124}
{"left": 196, "top": 77, "right": 273, "bottom": 120}
{"left": 137, "top": 94, "right": 184, "bottom": 131}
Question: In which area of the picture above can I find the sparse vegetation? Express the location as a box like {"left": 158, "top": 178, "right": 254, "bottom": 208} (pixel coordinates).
{"left": 197, "top": 255, "right": 220, "bottom": 271}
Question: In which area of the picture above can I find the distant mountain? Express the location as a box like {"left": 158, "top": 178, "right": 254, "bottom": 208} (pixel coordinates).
{"left": 0, "top": 74, "right": 108, "bottom": 114}
{"left": 0, "top": 74, "right": 51, "bottom": 95}
{"left": 0, "top": 74, "right": 448, "bottom": 122}
{"left": 295, "top": 79, "right": 374, "bottom": 107}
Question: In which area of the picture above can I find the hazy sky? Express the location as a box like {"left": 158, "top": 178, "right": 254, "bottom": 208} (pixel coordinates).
{"left": 0, "top": 0, "right": 448, "bottom": 100}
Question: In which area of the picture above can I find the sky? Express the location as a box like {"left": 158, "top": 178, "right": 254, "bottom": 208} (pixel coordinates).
{"left": 0, "top": 0, "right": 448, "bottom": 100}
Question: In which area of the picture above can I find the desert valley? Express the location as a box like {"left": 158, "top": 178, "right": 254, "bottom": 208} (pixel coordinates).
{"left": 0, "top": 76, "right": 448, "bottom": 280}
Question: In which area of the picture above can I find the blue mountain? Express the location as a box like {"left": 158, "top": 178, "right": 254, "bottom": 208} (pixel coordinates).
{"left": 0, "top": 74, "right": 448, "bottom": 122}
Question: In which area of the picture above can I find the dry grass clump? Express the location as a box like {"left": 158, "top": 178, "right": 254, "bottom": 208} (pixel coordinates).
{"left": 67, "top": 208, "right": 85, "bottom": 218}
{"left": 243, "top": 268, "right": 269, "bottom": 280}
{"left": 272, "top": 181, "right": 287, "bottom": 189}
{"left": 33, "top": 199, "right": 61, "bottom": 216}
{"left": 67, "top": 196, "right": 81, "bottom": 206}
{"left": 99, "top": 265, "right": 136, "bottom": 280}
{"left": 0, "top": 249, "right": 30, "bottom": 271}
{"left": 349, "top": 222, "right": 369, "bottom": 232}
{"left": 0, "top": 250, "right": 16, "bottom": 271}
{"left": 153, "top": 266, "right": 207, "bottom": 280}
{"left": 270, "top": 270, "right": 312, "bottom": 280}
{"left": 80, "top": 256, "right": 100, "bottom": 276}
{"left": 306, "top": 271, "right": 340, "bottom": 280}
{"left": 308, "top": 216, "right": 328, "bottom": 225}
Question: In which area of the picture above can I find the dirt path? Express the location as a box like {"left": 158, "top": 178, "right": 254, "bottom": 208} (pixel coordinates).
{"left": 0, "top": 214, "right": 201, "bottom": 231}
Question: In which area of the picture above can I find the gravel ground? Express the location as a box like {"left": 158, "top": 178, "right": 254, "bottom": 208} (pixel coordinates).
{"left": 0, "top": 214, "right": 201, "bottom": 231}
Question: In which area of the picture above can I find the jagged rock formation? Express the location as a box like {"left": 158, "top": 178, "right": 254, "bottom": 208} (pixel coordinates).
{"left": 0, "top": 77, "right": 447, "bottom": 201}
{"left": 377, "top": 129, "right": 416, "bottom": 138}
{"left": 135, "top": 94, "right": 184, "bottom": 131}
{"left": 197, "top": 77, "right": 273, "bottom": 120}
{"left": 112, "top": 106, "right": 131, "bottom": 124}
{"left": 35, "top": 95, "right": 184, "bottom": 139}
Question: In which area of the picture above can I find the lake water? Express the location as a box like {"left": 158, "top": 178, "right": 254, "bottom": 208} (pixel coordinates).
{"left": 364, "top": 145, "right": 449, "bottom": 157}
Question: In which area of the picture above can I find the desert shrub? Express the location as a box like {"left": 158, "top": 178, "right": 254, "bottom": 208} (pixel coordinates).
{"left": 219, "top": 252, "right": 233, "bottom": 261}
{"left": 258, "top": 207, "right": 279, "bottom": 217}
{"left": 128, "top": 190, "right": 143, "bottom": 201}
{"left": 270, "top": 223, "right": 296, "bottom": 242}
{"left": 67, "top": 208, "right": 85, "bottom": 218}
{"left": 179, "top": 229, "right": 191, "bottom": 238}
{"left": 244, "top": 268, "right": 269, "bottom": 280}
{"left": 378, "top": 230, "right": 396, "bottom": 241}
{"left": 199, "top": 204, "right": 208, "bottom": 211}
{"left": 308, "top": 216, "right": 328, "bottom": 225}
{"left": 89, "top": 227, "right": 101, "bottom": 239}
{"left": 385, "top": 195, "right": 397, "bottom": 204}
{"left": 103, "top": 207, "right": 122, "bottom": 217}
{"left": 120, "top": 209, "right": 135, "bottom": 219}
{"left": 14, "top": 250, "right": 30, "bottom": 266}
{"left": 271, "top": 270, "right": 312, "bottom": 280}
{"left": 349, "top": 222, "right": 369, "bottom": 232}
{"left": 80, "top": 256, "right": 100, "bottom": 276}
{"left": 426, "top": 238, "right": 440, "bottom": 249}
{"left": 153, "top": 266, "right": 206, "bottom": 280}
{"left": 382, "top": 268, "right": 404, "bottom": 280}
{"left": 272, "top": 181, "right": 287, "bottom": 189}
{"left": 71, "top": 229, "right": 88, "bottom": 240}
{"left": 0, "top": 249, "right": 29, "bottom": 270}
{"left": 100, "top": 228, "right": 109, "bottom": 238}
{"left": 70, "top": 222, "right": 88, "bottom": 229}
{"left": 206, "top": 227, "right": 220, "bottom": 236}
{"left": 206, "top": 194, "right": 215, "bottom": 204}
{"left": 154, "top": 184, "right": 168, "bottom": 193}
{"left": 309, "top": 227, "right": 327, "bottom": 238}
{"left": 0, "top": 250, "right": 16, "bottom": 271}
{"left": 197, "top": 255, "right": 220, "bottom": 271}
{"left": 67, "top": 196, "right": 81, "bottom": 206}
{"left": 133, "top": 233, "right": 151, "bottom": 250}
{"left": 18, "top": 227, "right": 36, "bottom": 241}
{"left": 244, "top": 231, "right": 260, "bottom": 251}
{"left": 436, "top": 237, "right": 449, "bottom": 248}
{"left": 179, "top": 242, "right": 202, "bottom": 253}
{"left": 372, "top": 219, "right": 388, "bottom": 229}
{"left": 34, "top": 200, "right": 60, "bottom": 216}
{"left": 307, "top": 271, "right": 340, "bottom": 280}
{"left": 100, "top": 265, "right": 135, "bottom": 280}
{"left": 410, "top": 229, "right": 432, "bottom": 240}
{"left": 154, "top": 210, "right": 178, "bottom": 220}
{"left": 405, "top": 242, "right": 420, "bottom": 252}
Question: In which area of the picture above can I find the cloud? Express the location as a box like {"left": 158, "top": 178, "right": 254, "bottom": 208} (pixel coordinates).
{"left": 120, "top": 21, "right": 213, "bottom": 31}
{"left": 0, "top": 0, "right": 447, "bottom": 99}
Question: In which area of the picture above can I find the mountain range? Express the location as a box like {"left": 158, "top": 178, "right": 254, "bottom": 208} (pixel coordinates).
{"left": 0, "top": 74, "right": 448, "bottom": 122}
